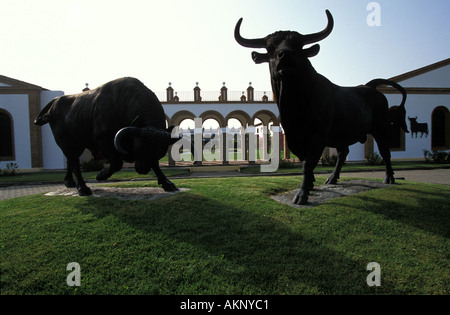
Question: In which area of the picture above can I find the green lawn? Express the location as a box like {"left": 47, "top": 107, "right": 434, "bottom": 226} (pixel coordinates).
{"left": 1, "top": 176, "right": 449, "bottom": 295}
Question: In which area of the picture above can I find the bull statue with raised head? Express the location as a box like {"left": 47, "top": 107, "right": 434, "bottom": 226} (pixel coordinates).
{"left": 235, "top": 10, "right": 409, "bottom": 205}
{"left": 35, "top": 77, "right": 180, "bottom": 196}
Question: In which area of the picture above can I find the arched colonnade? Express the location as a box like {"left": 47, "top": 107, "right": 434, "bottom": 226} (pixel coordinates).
{"left": 161, "top": 103, "right": 292, "bottom": 165}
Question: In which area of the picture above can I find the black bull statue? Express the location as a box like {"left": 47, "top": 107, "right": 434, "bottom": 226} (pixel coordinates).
{"left": 34, "top": 77, "right": 180, "bottom": 196}
{"left": 235, "top": 10, "right": 409, "bottom": 205}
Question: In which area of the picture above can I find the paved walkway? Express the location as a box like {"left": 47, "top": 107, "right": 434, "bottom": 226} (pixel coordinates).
{"left": 0, "top": 183, "right": 67, "bottom": 201}
{"left": 339, "top": 168, "right": 450, "bottom": 186}
{"left": 1, "top": 168, "right": 449, "bottom": 201}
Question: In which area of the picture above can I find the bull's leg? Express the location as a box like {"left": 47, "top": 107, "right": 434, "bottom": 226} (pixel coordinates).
{"left": 59, "top": 141, "right": 91, "bottom": 194}
{"left": 293, "top": 148, "right": 323, "bottom": 205}
{"left": 374, "top": 136, "right": 395, "bottom": 184}
{"left": 95, "top": 138, "right": 124, "bottom": 181}
{"left": 325, "top": 146, "right": 349, "bottom": 185}
{"left": 64, "top": 168, "right": 76, "bottom": 188}
{"left": 152, "top": 163, "right": 179, "bottom": 192}
{"left": 380, "top": 146, "right": 395, "bottom": 184}
{"left": 59, "top": 143, "right": 76, "bottom": 187}
{"left": 96, "top": 158, "right": 123, "bottom": 181}
{"left": 67, "top": 158, "right": 92, "bottom": 196}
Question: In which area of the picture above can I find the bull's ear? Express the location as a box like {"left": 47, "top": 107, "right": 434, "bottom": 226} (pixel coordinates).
{"left": 252, "top": 51, "right": 269, "bottom": 64}
{"left": 303, "top": 44, "right": 320, "bottom": 57}
{"left": 167, "top": 125, "right": 175, "bottom": 133}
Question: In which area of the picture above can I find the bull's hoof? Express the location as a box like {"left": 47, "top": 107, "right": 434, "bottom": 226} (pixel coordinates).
{"left": 325, "top": 176, "right": 338, "bottom": 185}
{"left": 383, "top": 176, "right": 395, "bottom": 184}
{"left": 78, "top": 187, "right": 92, "bottom": 196}
{"left": 162, "top": 182, "right": 179, "bottom": 192}
{"left": 292, "top": 191, "right": 308, "bottom": 205}
{"left": 65, "top": 180, "right": 76, "bottom": 188}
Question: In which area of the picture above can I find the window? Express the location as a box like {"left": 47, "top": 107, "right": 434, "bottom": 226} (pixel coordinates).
{"left": 0, "top": 110, "right": 14, "bottom": 160}
{"left": 432, "top": 106, "right": 450, "bottom": 150}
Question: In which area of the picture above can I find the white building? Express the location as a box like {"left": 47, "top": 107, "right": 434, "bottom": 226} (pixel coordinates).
{"left": 346, "top": 58, "right": 450, "bottom": 161}
{"left": 0, "top": 58, "right": 448, "bottom": 171}
{"left": 0, "top": 75, "right": 64, "bottom": 171}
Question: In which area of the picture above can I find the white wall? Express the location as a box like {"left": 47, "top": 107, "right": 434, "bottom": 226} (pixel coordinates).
{"left": 347, "top": 142, "right": 365, "bottom": 162}
{"left": 0, "top": 94, "right": 32, "bottom": 169}
{"left": 40, "top": 90, "right": 65, "bottom": 169}
{"left": 387, "top": 93, "right": 449, "bottom": 160}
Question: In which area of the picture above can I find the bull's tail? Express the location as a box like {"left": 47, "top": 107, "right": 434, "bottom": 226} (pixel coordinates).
{"left": 365, "top": 78, "right": 407, "bottom": 108}
{"left": 366, "top": 79, "right": 409, "bottom": 133}
{"left": 366, "top": 78, "right": 409, "bottom": 133}
{"left": 34, "top": 99, "right": 56, "bottom": 126}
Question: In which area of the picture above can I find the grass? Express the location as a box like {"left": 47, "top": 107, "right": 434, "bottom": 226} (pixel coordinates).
{"left": 1, "top": 175, "right": 449, "bottom": 295}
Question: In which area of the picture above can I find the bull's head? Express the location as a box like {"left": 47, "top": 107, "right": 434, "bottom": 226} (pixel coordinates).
{"left": 235, "top": 10, "right": 334, "bottom": 82}
{"left": 114, "top": 126, "right": 180, "bottom": 174}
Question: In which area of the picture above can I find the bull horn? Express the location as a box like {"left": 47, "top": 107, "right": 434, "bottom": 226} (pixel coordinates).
{"left": 114, "top": 127, "right": 141, "bottom": 155}
{"left": 140, "top": 127, "right": 182, "bottom": 146}
{"left": 234, "top": 18, "right": 267, "bottom": 48}
{"left": 140, "top": 127, "right": 172, "bottom": 139}
{"left": 302, "top": 10, "right": 334, "bottom": 45}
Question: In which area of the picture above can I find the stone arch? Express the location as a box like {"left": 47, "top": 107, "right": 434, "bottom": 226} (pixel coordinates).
{"left": 225, "top": 111, "right": 251, "bottom": 162}
{"left": 199, "top": 110, "right": 226, "bottom": 127}
{"left": 170, "top": 110, "right": 196, "bottom": 128}
{"left": 225, "top": 110, "right": 251, "bottom": 129}
{"left": 251, "top": 110, "right": 280, "bottom": 161}
{"left": 252, "top": 109, "right": 279, "bottom": 126}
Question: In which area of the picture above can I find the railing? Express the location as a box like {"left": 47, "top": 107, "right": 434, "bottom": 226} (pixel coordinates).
{"left": 154, "top": 83, "right": 274, "bottom": 103}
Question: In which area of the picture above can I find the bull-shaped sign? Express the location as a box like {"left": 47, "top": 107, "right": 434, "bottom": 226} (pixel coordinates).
{"left": 408, "top": 116, "right": 429, "bottom": 138}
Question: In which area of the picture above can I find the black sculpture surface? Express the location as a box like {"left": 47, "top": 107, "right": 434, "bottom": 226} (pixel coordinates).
{"left": 35, "top": 77, "right": 179, "bottom": 196}
{"left": 235, "top": 10, "right": 409, "bottom": 205}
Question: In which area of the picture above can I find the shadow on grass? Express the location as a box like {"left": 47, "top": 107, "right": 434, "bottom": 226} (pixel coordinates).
{"left": 330, "top": 184, "right": 450, "bottom": 238}
{"left": 76, "top": 191, "right": 379, "bottom": 294}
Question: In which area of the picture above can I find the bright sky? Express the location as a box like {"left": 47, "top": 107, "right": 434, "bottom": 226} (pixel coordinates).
{"left": 1, "top": 0, "right": 449, "bottom": 96}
